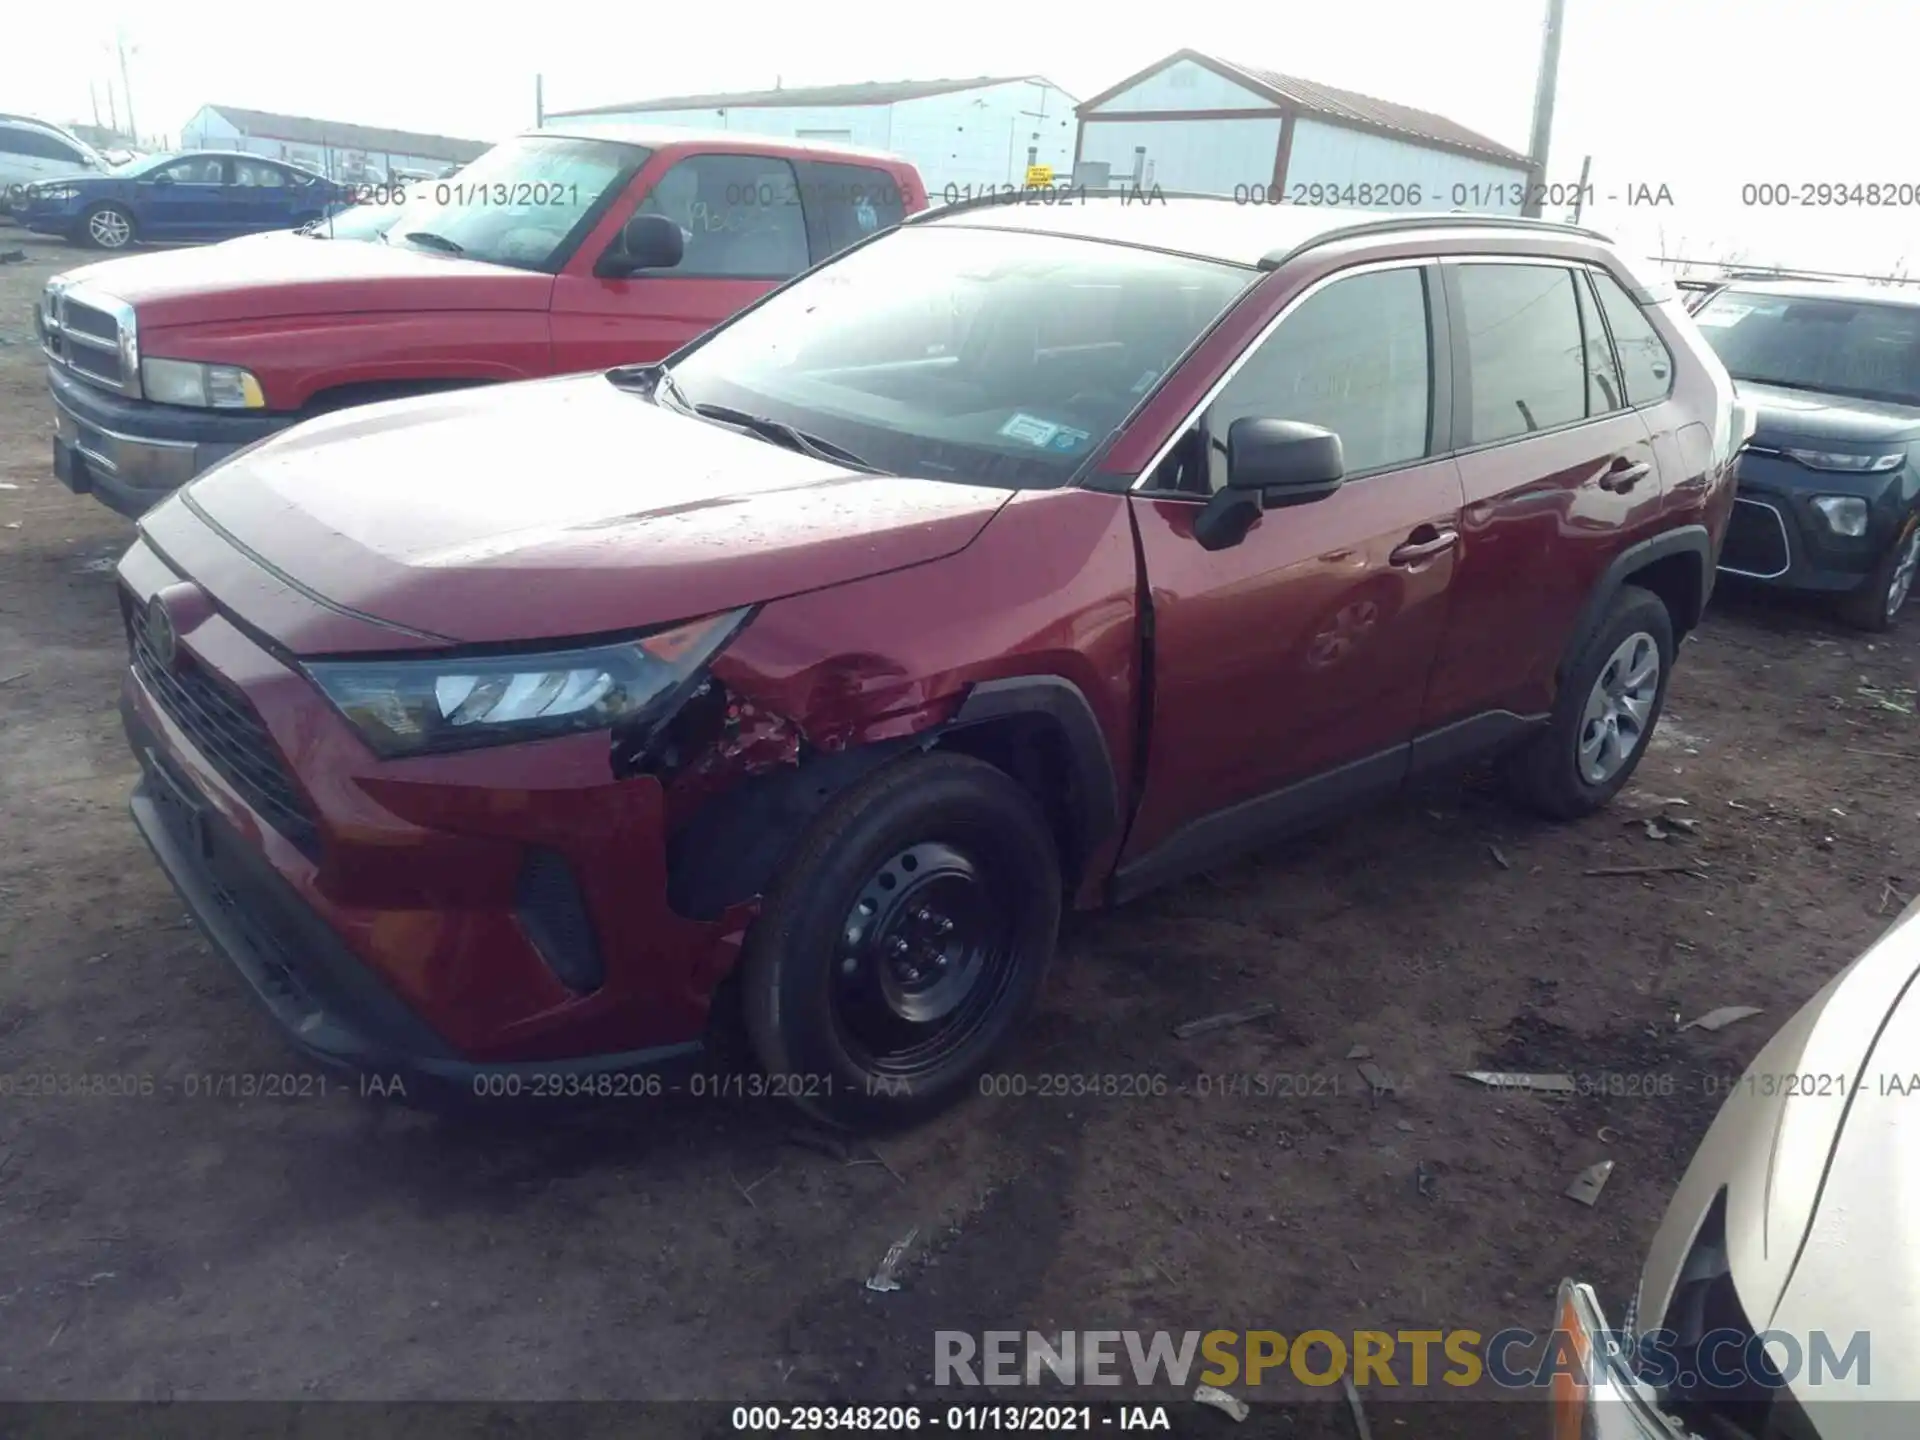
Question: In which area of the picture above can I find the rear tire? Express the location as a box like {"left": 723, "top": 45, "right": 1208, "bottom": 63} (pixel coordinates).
{"left": 1504, "top": 584, "right": 1675, "bottom": 820}
{"left": 1836, "top": 506, "right": 1920, "bottom": 633}
{"left": 740, "top": 752, "right": 1061, "bottom": 1131}
{"left": 80, "top": 203, "right": 134, "bottom": 250}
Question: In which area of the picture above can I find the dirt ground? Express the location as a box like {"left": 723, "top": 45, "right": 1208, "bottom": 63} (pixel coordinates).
{"left": 1, "top": 234, "right": 1916, "bottom": 1432}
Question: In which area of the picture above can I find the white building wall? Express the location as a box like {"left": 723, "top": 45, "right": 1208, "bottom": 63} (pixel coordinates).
{"left": 177, "top": 108, "right": 461, "bottom": 181}
{"left": 180, "top": 107, "right": 241, "bottom": 149}
{"left": 889, "top": 82, "right": 1075, "bottom": 198}
{"left": 1092, "top": 58, "right": 1275, "bottom": 112}
{"left": 553, "top": 81, "right": 1075, "bottom": 199}
{"left": 561, "top": 104, "right": 895, "bottom": 151}
{"left": 1285, "top": 118, "right": 1529, "bottom": 213}
{"left": 1076, "top": 117, "right": 1283, "bottom": 195}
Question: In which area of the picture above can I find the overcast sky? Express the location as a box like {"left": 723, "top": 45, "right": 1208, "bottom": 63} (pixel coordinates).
{"left": 14, "top": 0, "right": 1917, "bottom": 275}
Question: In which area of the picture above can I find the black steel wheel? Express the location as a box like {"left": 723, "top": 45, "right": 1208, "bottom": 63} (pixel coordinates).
{"left": 741, "top": 752, "right": 1061, "bottom": 1129}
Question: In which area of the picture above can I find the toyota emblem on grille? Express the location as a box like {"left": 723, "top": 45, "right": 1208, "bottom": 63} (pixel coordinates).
{"left": 144, "top": 600, "right": 179, "bottom": 670}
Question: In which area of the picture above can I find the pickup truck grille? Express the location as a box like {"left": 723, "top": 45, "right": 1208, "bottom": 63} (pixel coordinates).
{"left": 42, "top": 290, "right": 134, "bottom": 394}
{"left": 122, "top": 593, "right": 322, "bottom": 859}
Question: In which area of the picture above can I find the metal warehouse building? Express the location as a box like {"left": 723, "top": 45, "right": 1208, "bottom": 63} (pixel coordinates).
{"left": 544, "top": 77, "right": 1078, "bottom": 199}
{"left": 1074, "top": 50, "right": 1531, "bottom": 212}
{"left": 179, "top": 106, "right": 489, "bottom": 184}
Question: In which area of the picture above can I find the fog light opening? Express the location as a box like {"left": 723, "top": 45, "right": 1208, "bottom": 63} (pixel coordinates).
{"left": 1811, "top": 495, "right": 1870, "bottom": 537}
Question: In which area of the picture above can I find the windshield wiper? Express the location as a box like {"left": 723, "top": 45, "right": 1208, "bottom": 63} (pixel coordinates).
{"left": 603, "top": 369, "right": 881, "bottom": 471}
{"left": 690, "top": 402, "right": 882, "bottom": 473}
{"left": 402, "top": 230, "right": 464, "bottom": 254}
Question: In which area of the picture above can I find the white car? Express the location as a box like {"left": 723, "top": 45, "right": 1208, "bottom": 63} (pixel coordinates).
{"left": 1557, "top": 893, "right": 1920, "bottom": 1438}
{"left": 0, "top": 115, "right": 110, "bottom": 205}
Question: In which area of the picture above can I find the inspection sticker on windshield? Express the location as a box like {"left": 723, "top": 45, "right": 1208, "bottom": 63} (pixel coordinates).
{"left": 999, "top": 413, "right": 1061, "bottom": 446}
{"left": 1695, "top": 302, "right": 1753, "bottom": 327}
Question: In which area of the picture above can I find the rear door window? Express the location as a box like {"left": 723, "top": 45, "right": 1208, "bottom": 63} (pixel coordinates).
{"left": 803, "top": 161, "right": 908, "bottom": 258}
{"left": 1452, "top": 263, "right": 1587, "bottom": 445}
{"left": 1574, "top": 271, "right": 1626, "bottom": 414}
{"left": 634, "top": 153, "right": 811, "bottom": 279}
{"left": 1589, "top": 270, "right": 1676, "bottom": 404}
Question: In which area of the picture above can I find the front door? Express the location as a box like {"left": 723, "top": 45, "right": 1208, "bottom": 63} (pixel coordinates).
{"left": 225, "top": 158, "right": 301, "bottom": 235}
{"left": 550, "top": 151, "right": 815, "bottom": 371}
{"left": 137, "top": 155, "right": 229, "bottom": 238}
{"left": 1117, "top": 261, "right": 1466, "bottom": 891}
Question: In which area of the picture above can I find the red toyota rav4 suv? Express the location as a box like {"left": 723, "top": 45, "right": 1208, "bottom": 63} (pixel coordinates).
{"left": 115, "top": 198, "right": 1744, "bottom": 1129}
{"left": 40, "top": 126, "right": 925, "bottom": 518}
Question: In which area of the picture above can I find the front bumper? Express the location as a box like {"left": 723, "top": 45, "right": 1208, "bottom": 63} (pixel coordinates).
{"left": 115, "top": 530, "right": 749, "bottom": 1087}
{"left": 1553, "top": 1279, "right": 1697, "bottom": 1440}
{"left": 48, "top": 362, "right": 293, "bottom": 518}
{"left": 17, "top": 197, "right": 87, "bottom": 235}
{"left": 1718, "top": 449, "right": 1913, "bottom": 593}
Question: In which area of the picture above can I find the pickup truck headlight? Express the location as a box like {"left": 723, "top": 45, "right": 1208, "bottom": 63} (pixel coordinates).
{"left": 1784, "top": 448, "right": 1904, "bottom": 473}
{"left": 306, "top": 609, "right": 751, "bottom": 758}
{"left": 140, "top": 357, "right": 265, "bottom": 409}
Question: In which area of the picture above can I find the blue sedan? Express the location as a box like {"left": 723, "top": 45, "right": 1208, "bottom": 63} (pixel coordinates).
{"left": 18, "top": 150, "right": 345, "bottom": 249}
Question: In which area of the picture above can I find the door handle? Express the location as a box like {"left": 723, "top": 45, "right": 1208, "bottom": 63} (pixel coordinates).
{"left": 1600, "top": 459, "right": 1652, "bottom": 493}
{"left": 1389, "top": 527, "right": 1459, "bottom": 566}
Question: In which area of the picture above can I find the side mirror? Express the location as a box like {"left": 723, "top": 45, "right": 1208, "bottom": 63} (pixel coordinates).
{"left": 596, "top": 212, "right": 684, "bottom": 278}
{"left": 151, "top": 170, "right": 174, "bottom": 186}
{"left": 1192, "top": 419, "right": 1345, "bottom": 553}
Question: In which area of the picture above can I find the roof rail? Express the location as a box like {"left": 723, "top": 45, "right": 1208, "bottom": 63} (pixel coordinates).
{"left": 1256, "top": 212, "right": 1615, "bottom": 270}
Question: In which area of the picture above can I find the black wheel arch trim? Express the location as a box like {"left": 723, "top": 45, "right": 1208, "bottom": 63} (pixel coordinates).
{"left": 1560, "top": 526, "right": 1710, "bottom": 686}
{"left": 944, "top": 674, "right": 1124, "bottom": 877}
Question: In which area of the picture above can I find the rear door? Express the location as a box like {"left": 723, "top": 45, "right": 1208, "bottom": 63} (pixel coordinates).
{"left": 226, "top": 158, "right": 301, "bottom": 234}
{"left": 1419, "top": 259, "right": 1666, "bottom": 729}
{"left": 549, "top": 149, "right": 814, "bottom": 371}
{"left": 1118, "top": 261, "right": 1467, "bottom": 886}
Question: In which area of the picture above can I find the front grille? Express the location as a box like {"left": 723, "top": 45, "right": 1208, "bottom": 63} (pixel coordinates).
{"left": 1719, "top": 498, "right": 1792, "bottom": 579}
{"left": 123, "top": 597, "right": 321, "bottom": 858}
{"left": 44, "top": 293, "right": 129, "bottom": 392}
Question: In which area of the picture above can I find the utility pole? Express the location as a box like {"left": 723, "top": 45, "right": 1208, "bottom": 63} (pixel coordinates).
{"left": 535, "top": 74, "right": 545, "bottom": 127}
{"left": 89, "top": 80, "right": 102, "bottom": 128}
{"left": 1522, "top": 0, "right": 1566, "bottom": 218}
{"left": 115, "top": 26, "right": 138, "bottom": 144}
{"left": 1568, "top": 153, "right": 1591, "bottom": 223}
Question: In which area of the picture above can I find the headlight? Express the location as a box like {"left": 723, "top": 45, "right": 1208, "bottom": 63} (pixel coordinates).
{"left": 140, "top": 357, "right": 265, "bottom": 409}
{"left": 1811, "top": 494, "right": 1871, "bottom": 536}
{"left": 305, "top": 609, "right": 751, "bottom": 758}
{"left": 1784, "top": 448, "right": 1904, "bottom": 473}
{"left": 36, "top": 185, "right": 81, "bottom": 201}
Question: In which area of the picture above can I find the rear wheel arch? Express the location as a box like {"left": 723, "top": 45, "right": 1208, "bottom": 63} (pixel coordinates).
{"left": 1560, "top": 526, "right": 1710, "bottom": 685}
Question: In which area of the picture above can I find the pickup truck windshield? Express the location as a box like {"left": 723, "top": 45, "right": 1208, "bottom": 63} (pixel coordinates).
{"left": 1696, "top": 288, "right": 1920, "bottom": 406}
{"left": 385, "top": 135, "right": 643, "bottom": 272}
{"left": 662, "top": 225, "right": 1254, "bottom": 488}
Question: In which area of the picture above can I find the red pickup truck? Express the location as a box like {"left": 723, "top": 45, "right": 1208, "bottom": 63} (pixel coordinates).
{"left": 38, "top": 126, "right": 928, "bottom": 518}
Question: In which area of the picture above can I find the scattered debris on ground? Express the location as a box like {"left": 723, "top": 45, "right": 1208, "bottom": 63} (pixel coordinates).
{"left": 1194, "top": 1383, "right": 1250, "bottom": 1422}
{"left": 1458, "top": 1071, "right": 1576, "bottom": 1094}
{"left": 1173, "top": 1002, "right": 1275, "bottom": 1039}
{"left": 1680, "top": 1005, "right": 1763, "bottom": 1033}
{"left": 865, "top": 1227, "right": 919, "bottom": 1293}
{"left": 1566, "top": 1160, "right": 1614, "bottom": 1207}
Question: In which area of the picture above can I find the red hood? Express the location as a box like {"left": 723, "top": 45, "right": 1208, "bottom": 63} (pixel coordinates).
{"left": 163, "top": 374, "right": 1014, "bottom": 648}
{"left": 59, "top": 238, "right": 550, "bottom": 329}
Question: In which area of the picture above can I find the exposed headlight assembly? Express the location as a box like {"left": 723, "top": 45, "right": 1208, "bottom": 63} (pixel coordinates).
{"left": 36, "top": 185, "right": 81, "bottom": 202}
{"left": 307, "top": 609, "right": 752, "bottom": 758}
{"left": 140, "top": 357, "right": 265, "bottom": 409}
{"left": 1784, "top": 449, "right": 1904, "bottom": 473}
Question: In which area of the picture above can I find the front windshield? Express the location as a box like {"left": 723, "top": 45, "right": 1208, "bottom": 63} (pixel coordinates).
{"left": 382, "top": 134, "right": 644, "bottom": 271}
{"left": 664, "top": 225, "right": 1255, "bottom": 488}
{"left": 1696, "top": 288, "right": 1920, "bottom": 406}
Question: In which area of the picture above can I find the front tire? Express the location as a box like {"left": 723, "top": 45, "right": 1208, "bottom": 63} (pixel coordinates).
{"left": 740, "top": 752, "right": 1061, "bottom": 1130}
{"left": 1837, "top": 506, "right": 1920, "bottom": 632}
{"left": 1505, "top": 584, "right": 1675, "bottom": 820}
{"left": 80, "top": 203, "right": 135, "bottom": 250}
